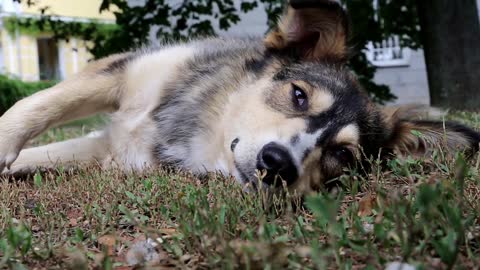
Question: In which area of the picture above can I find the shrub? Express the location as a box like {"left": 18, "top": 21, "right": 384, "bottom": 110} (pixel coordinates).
{"left": 0, "top": 75, "right": 55, "bottom": 115}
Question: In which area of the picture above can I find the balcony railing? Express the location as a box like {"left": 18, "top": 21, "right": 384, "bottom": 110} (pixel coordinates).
{"left": 366, "top": 36, "right": 411, "bottom": 67}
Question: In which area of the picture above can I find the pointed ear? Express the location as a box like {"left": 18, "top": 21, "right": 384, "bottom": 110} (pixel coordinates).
{"left": 264, "top": 0, "right": 349, "bottom": 61}
{"left": 384, "top": 117, "right": 480, "bottom": 157}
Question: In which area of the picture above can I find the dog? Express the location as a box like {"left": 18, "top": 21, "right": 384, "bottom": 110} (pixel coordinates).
{"left": 0, "top": 0, "right": 479, "bottom": 194}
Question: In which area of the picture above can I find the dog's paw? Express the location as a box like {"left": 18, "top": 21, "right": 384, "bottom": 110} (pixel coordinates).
{"left": 0, "top": 137, "right": 23, "bottom": 173}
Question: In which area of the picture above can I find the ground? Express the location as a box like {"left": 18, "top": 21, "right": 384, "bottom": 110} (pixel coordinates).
{"left": 1, "top": 112, "right": 480, "bottom": 269}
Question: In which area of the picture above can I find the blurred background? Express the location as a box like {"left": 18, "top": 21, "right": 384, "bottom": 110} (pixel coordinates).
{"left": 0, "top": 0, "right": 479, "bottom": 114}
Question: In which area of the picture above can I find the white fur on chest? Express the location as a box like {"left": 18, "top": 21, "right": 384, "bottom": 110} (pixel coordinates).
{"left": 106, "top": 45, "right": 197, "bottom": 171}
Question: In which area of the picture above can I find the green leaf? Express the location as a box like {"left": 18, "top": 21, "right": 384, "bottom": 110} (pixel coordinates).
{"left": 219, "top": 204, "right": 226, "bottom": 225}
{"left": 74, "top": 228, "right": 85, "bottom": 243}
{"left": 11, "top": 263, "right": 29, "bottom": 270}
{"left": 305, "top": 193, "right": 340, "bottom": 226}
{"left": 432, "top": 230, "right": 458, "bottom": 266}
{"left": 411, "top": 130, "right": 423, "bottom": 137}
{"left": 416, "top": 184, "right": 437, "bottom": 212}
{"left": 33, "top": 173, "right": 43, "bottom": 188}
{"left": 125, "top": 191, "right": 136, "bottom": 201}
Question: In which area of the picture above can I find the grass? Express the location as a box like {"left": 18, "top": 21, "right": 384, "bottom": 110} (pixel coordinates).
{"left": 1, "top": 112, "right": 480, "bottom": 269}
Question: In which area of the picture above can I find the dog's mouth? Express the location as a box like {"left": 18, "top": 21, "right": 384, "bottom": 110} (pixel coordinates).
{"left": 231, "top": 138, "right": 299, "bottom": 188}
{"left": 234, "top": 161, "right": 255, "bottom": 186}
{"left": 234, "top": 160, "right": 296, "bottom": 191}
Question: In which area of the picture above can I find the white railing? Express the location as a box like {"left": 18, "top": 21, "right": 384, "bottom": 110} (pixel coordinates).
{"left": 366, "top": 36, "right": 411, "bottom": 67}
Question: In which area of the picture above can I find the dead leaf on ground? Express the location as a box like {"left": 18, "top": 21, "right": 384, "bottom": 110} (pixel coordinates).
{"left": 228, "top": 240, "right": 291, "bottom": 269}
{"left": 67, "top": 209, "right": 84, "bottom": 227}
{"left": 358, "top": 193, "right": 376, "bottom": 217}
{"left": 158, "top": 228, "right": 177, "bottom": 236}
{"left": 56, "top": 246, "right": 88, "bottom": 270}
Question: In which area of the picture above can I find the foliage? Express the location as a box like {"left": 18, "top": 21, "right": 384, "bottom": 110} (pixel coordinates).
{"left": 0, "top": 75, "right": 55, "bottom": 115}
{"left": 341, "top": 0, "right": 420, "bottom": 103}
{"left": 4, "top": 15, "right": 120, "bottom": 59}
{"left": 3, "top": 17, "right": 119, "bottom": 39}
{"left": 11, "top": 0, "right": 421, "bottom": 103}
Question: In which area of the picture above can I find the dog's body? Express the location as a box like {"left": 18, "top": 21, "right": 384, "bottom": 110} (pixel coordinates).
{"left": 1, "top": 0, "right": 479, "bottom": 193}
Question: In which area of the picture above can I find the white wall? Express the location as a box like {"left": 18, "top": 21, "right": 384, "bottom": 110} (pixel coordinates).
{"left": 376, "top": 50, "right": 430, "bottom": 105}
{"left": 217, "top": 5, "right": 268, "bottom": 37}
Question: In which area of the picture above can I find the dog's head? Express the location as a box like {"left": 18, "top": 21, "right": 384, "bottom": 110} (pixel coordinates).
{"left": 223, "top": 0, "right": 480, "bottom": 193}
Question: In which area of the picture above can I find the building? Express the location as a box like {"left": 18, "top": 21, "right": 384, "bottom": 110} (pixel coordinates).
{"left": 0, "top": 0, "right": 115, "bottom": 81}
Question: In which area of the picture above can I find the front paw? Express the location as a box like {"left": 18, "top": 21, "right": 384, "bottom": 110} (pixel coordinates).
{"left": 0, "top": 136, "right": 24, "bottom": 173}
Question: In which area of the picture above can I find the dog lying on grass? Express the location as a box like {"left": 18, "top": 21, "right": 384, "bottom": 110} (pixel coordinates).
{"left": 1, "top": 0, "right": 479, "bottom": 194}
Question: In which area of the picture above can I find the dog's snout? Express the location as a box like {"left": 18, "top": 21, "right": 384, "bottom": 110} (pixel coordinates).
{"left": 259, "top": 143, "right": 291, "bottom": 171}
{"left": 257, "top": 142, "right": 298, "bottom": 186}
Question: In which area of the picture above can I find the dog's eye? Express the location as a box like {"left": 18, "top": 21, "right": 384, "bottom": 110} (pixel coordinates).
{"left": 291, "top": 84, "right": 308, "bottom": 111}
{"left": 333, "top": 146, "right": 355, "bottom": 165}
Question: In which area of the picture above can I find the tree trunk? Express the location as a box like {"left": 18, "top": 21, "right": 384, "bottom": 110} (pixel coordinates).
{"left": 416, "top": 0, "right": 480, "bottom": 110}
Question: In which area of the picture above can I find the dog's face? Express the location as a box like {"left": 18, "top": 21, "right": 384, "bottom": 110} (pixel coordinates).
{"left": 223, "top": 0, "right": 480, "bottom": 193}
{"left": 225, "top": 63, "right": 383, "bottom": 191}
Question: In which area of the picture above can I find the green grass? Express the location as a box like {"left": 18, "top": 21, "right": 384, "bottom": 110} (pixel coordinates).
{"left": 30, "top": 115, "right": 107, "bottom": 147}
{"left": 0, "top": 75, "right": 56, "bottom": 115}
{"left": 1, "top": 113, "right": 480, "bottom": 269}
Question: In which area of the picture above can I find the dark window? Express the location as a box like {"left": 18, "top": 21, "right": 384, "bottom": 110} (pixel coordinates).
{"left": 37, "top": 38, "right": 60, "bottom": 80}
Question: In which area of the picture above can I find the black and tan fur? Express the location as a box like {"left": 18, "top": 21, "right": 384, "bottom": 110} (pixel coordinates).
{"left": 0, "top": 0, "right": 479, "bottom": 194}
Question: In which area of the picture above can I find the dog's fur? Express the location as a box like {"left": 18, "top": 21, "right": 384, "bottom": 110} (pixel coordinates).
{"left": 1, "top": 0, "right": 479, "bottom": 194}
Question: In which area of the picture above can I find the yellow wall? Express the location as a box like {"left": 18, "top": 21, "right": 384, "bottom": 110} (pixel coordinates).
{"left": 59, "top": 38, "right": 92, "bottom": 78}
{"left": 21, "top": 0, "right": 115, "bottom": 21}
{"left": 1, "top": 30, "right": 93, "bottom": 81}
{"left": 1, "top": 0, "right": 113, "bottom": 81}
{"left": 1, "top": 30, "right": 40, "bottom": 81}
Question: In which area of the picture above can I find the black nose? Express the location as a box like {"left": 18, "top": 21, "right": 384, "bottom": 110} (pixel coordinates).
{"left": 257, "top": 142, "right": 298, "bottom": 186}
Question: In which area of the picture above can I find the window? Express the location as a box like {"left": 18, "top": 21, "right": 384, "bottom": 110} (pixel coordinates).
{"left": 37, "top": 37, "right": 60, "bottom": 80}
{"left": 366, "top": 36, "right": 412, "bottom": 67}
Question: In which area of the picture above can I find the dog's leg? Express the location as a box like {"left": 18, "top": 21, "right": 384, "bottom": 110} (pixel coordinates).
{"left": 0, "top": 53, "right": 132, "bottom": 172}
{"left": 3, "top": 133, "right": 109, "bottom": 176}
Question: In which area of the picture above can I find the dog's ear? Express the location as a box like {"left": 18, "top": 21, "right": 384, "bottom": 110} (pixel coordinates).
{"left": 383, "top": 115, "right": 480, "bottom": 157}
{"left": 264, "top": 0, "right": 349, "bottom": 61}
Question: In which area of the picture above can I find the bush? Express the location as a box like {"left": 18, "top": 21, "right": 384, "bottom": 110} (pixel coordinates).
{"left": 0, "top": 75, "right": 55, "bottom": 115}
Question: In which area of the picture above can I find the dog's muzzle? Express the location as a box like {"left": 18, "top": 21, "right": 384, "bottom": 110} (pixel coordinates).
{"left": 256, "top": 142, "right": 298, "bottom": 186}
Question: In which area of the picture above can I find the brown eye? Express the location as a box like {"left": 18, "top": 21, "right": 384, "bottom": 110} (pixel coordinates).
{"left": 291, "top": 83, "right": 308, "bottom": 111}
{"left": 333, "top": 146, "right": 355, "bottom": 165}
